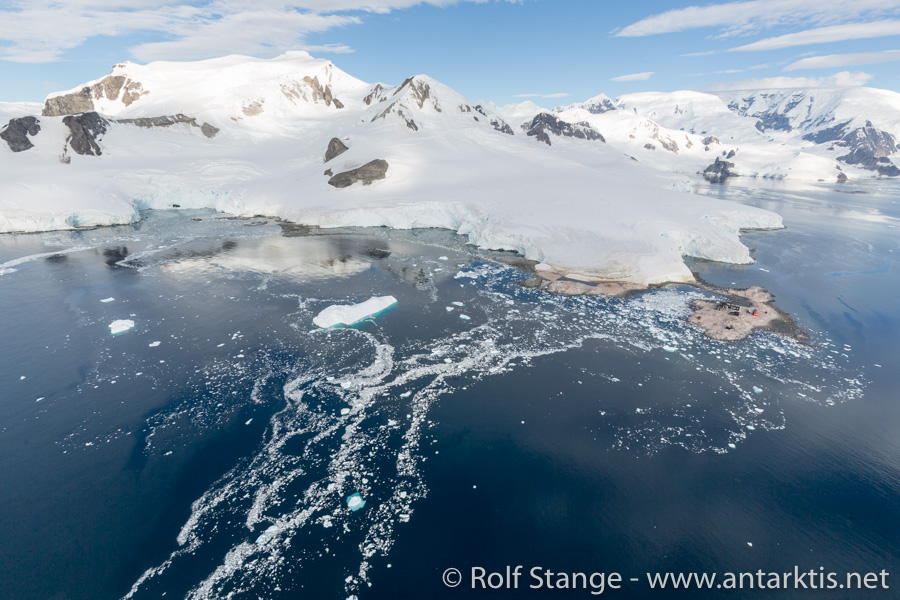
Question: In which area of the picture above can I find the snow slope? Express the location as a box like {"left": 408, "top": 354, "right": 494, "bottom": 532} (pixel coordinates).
{"left": 1, "top": 53, "right": 787, "bottom": 286}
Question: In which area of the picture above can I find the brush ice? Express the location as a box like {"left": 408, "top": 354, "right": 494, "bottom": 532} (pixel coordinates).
{"left": 109, "top": 319, "right": 135, "bottom": 334}
{"left": 313, "top": 296, "right": 397, "bottom": 328}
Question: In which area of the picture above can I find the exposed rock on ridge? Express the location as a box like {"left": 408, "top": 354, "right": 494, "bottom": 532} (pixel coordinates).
{"left": 1, "top": 116, "right": 41, "bottom": 152}
{"left": 114, "top": 114, "right": 219, "bottom": 138}
{"left": 62, "top": 112, "right": 108, "bottom": 157}
{"left": 523, "top": 113, "right": 604, "bottom": 146}
{"left": 43, "top": 73, "right": 148, "bottom": 116}
{"left": 701, "top": 156, "right": 737, "bottom": 183}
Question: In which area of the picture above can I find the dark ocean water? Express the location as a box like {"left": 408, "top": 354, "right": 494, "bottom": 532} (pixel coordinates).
{"left": 0, "top": 181, "right": 897, "bottom": 600}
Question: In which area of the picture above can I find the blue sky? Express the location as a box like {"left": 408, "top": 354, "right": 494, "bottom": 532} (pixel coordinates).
{"left": 3, "top": 0, "right": 900, "bottom": 106}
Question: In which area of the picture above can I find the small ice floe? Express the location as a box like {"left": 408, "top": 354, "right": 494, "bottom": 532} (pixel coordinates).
{"left": 400, "top": 391, "right": 412, "bottom": 398}
{"left": 746, "top": 425, "right": 756, "bottom": 431}
{"left": 245, "top": 419, "right": 253, "bottom": 425}
{"left": 752, "top": 386, "right": 763, "bottom": 394}
{"left": 758, "top": 268, "right": 769, "bottom": 272}
{"left": 340, "top": 408, "right": 351, "bottom": 416}
{"left": 346, "top": 493, "right": 366, "bottom": 512}
{"left": 452, "top": 301, "right": 465, "bottom": 307}
{"left": 164, "top": 451, "right": 173, "bottom": 456}
{"left": 148, "top": 341, "right": 161, "bottom": 347}
{"left": 35, "top": 397, "right": 44, "bottom": 402}
{"left": 19, "top": 376, "right": 25, "bottom": 380}
{"left": 747, "top": 542, "right": 753, "bottom": 547}
{"left": 399, "top": 514, "right": 410, "bottom": 523}
{"left": 438, "top": 256, "right": 448, "bottom": 261}
{"left": 728, "top": 443, "right": 736, "bottom": 449}
{"left": 313, "top": 296, "right": 397, "bottom": 328}
{"left": 109, "top": 319, "right": 135, "bottom": 334}
{"left": 459, "top": 314, "right": 471, "bottom": 321}
{"left": 100, "top": 297, "right": 115, "bottom": 303}
{"left": 445, "top": 306, "right": 454, "bottom": 312}
{"left": 663, "top": 345, "right": 678, "bottom": 353}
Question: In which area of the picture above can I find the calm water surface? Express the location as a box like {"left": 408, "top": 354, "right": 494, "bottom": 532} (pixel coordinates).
{"left": 0, "top": 181, "right": 897, "bottom": 599}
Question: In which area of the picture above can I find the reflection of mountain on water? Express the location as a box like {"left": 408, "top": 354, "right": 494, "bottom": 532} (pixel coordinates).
{"left": 160, "top": 236, "right": 375, "bottom": 281}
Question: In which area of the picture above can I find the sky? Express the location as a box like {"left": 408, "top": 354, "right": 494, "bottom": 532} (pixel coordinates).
{"left": 3, "top": 0, "right": 900, "bottom": 106}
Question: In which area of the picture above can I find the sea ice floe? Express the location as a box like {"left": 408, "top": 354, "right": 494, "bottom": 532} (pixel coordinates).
{"left": 313, "top": 296, "right": 397, "bottom": 328}
{"left": 340, "top": 408, "right": 350, "bottom": 415}
{"left": 459, "top": 314, "right": 471, "bottom": 321}
{"left": 346, "top": 493, "right": 366, "bottom": 512}
{"left": 438, "top": 256, "right": 448, "bottom": 261}
{"left": 100, "top": 297, "right": 115, "bottom": 303}
{"left": 445, "top": 306, "right": 454, "bottom": 312}
{"left": 752, "top": 386, "right": 763, "bottom": 394}
{"left": 149, "top": 341, "right": 161, "bottom": 347}
{"left": 109, "top": 319, "right": 135, "bottom": 334}
{"left": 663, "top": 345, "right": 678, "bottom": 352}
{"left": 451, "top": 301, "right": 465, "bottom": 307}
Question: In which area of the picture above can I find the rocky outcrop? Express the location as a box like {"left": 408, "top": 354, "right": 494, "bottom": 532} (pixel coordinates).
{"left": 1, "top": 116, "right": 41, "bottom": 152}
{"left": 324, "top": 137, "right": 349, "bottom": 162}
{"left": 327, "top": 159, "right": 389, "bottom": 188}
{"left": 62, "top": 112, "right": 108, "bottom": 156}
{"left": 805, "top": 120, "right": 900, "bottom": 176}
{"left": 43, "top": 75, "right": 148, "bottom": 116}
{"left": 473, "top": 105, "right": 514, "bottom": 135}
{"left": 701, "top": 157, "right": 737, "bottom": 183}
{"left": 363, "top": 83, "right": 392, "bottom": 105}
{"left": 523, "top": 113, "right": 604, "bottom": 146}
{"left": 114, "top": 114, "right": 219, "bottom": 138}
{"left": 280, "top": 75, "right": 343, "bottom": 109}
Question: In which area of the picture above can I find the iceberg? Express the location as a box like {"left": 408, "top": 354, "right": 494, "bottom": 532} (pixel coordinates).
{"left": 346, "top": 492, "right": 366, "bottom": 512}
{"left": 313, "top": 296, "right": 397, "bottom": 328}
{"left": 109, "top": 319, "right": 135, "bottom": 334}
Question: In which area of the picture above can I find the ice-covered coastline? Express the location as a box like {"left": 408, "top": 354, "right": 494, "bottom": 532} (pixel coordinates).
{"left": 0, "top": 52, "right": 785, "bottom": 287}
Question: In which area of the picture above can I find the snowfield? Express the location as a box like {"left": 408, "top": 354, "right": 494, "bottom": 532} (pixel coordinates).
{"left": 19, "top": 50, "right": 900, "bottom": 286}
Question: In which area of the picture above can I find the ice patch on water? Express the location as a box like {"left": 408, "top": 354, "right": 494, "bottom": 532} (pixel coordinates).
{"left": 101, "top": 297, "right": 115, "bottom": 303}
{"left": 313, "top": 296, "right": 397, "bottom": 328}
{"left": 109, "top": 319, "right": 135, "bottom": 334}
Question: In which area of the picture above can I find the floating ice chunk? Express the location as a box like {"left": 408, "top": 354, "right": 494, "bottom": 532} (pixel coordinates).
{"left": 100, "top": 297, "right": 115, "bottom": 303}
{"left": 728, "top": 443, "right": 736, "bottom": 449}
{"left": 663, "top": 345, "right": 678, "bottom": 352}
{"left": 255, "top": 525, "right": 278, "bottom": 545}
{"left": 747, "top": 542, "right": 753, "bottom": 547}
{"left": 451, "top": 301, "right": 465, "bottom": 307}
{"left": 399, "top": 391, "right": 412, "bottom": 398}
{"left": 399, "top": 514, "right": 410, "bottom": 523}
{"left": 245, "top": 419, "right": 253, "bottom": 425}
{"left": 148, "top": 341, "right": 161, "bottom": 347}
{"left": 752, "top": 386, "right": 763, "bottom": 394}
{"left": 438, "top": 256, "right": 448, "bottom": 261}
{"left": 459, "top": 314, "right": 471, "bottom": 321}
{"left": 346, "top": 492, "right": 366, "bottom": 512}
{"left": 313, "top": 296, "right": 397, "bottom": 328}
{"left": 446, "top": 306, "right": 454, "bottom": 312}
{"left": 340, "top": 408, "right": 350, "bottom": 416}
{"left": 109, "top": 319, "right": 135, "bottom": 334}
{"left": 35, "top": 397, "right": 43, "bottom": 402}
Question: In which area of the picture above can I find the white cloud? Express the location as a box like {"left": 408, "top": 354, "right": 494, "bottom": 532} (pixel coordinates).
{"left": 615, "top": 0, "right": 900, "bottom": 38}
{"left": 610, "top": 71, "right": 654, "bottom": 82}
{"left": 784, "top": 49, "right": 900, "bottom": 70}
{"left": 706, "top": 70, "right": 873, "bottom": 90}
{"left": 730, "top": 19, "right": 900, "bottom": 51}
{"left": 512, "top": 92, "right": 571, "bottom": 98}
{"left": 0, "top": 0, "right": 520, "bottom": 63}
{"left": 680, "top": 50, "right": 717, "bottom": 57}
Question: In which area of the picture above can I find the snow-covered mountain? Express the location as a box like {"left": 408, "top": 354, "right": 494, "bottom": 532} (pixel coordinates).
{"left": 12, "top": 51, "right": 898, "bottom": 287}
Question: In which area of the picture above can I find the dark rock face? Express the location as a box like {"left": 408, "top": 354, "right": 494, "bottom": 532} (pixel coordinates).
{"left": 327, "top": 159, "right": 389, "bottom": 188}
{"left": 1, "top": 116, "right": 41, "bottom": 152}
{"left": 115, "top": 113, "right": 219, "bottom": 138}
{"left": 523, "top": 113, "right": 604, "bottom": 146}
{"left": 837, "top": 171, "right": 848, "bottom": 183}
{"left": 363, "top": 84, "right": 391, "bottom": 106}
{"left": 701, "top": 157, "right": 737, "bottom": 183}
{"left": 725, "top": 149, "right": 736, "bottom": 159}
{"left": 324, "top": 137, "right": 349, "bottom": 162}
{"left": 807, "top": 120, "right": 900, "bottom": 176}
{"left": 582, "top": 96, "right": 617, "bottom": 114}
{"left": 62, "top": 112, "right": 108, "bottom": 156}
{"left": 43, "top": 75, "right": 147, "bottom": 116}
{"left": 473, "top": 105, "right": 514, "bottom": 135}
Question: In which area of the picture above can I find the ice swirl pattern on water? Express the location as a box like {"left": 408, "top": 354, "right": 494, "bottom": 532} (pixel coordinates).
{"left": 118, "top": 260, "right": 862, "bottom": 599}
